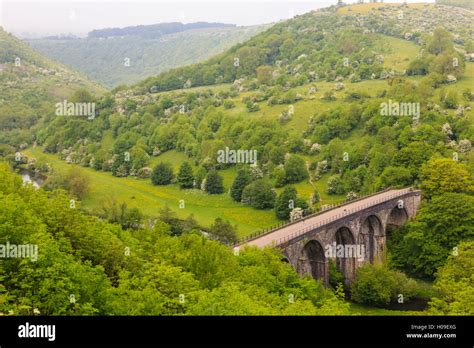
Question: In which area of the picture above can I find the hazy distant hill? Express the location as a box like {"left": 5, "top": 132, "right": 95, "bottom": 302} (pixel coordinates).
{"left": 88, "top": 22, "right": 236, "bottom": 39}
{"left": 435, "top": 0, "right": 474, "bottom": 10}
{"left": 28, "top": 23, "right": 267, "bottom": 88}
{"left": 0, "top": 26, "right": 104, "bottom": 148}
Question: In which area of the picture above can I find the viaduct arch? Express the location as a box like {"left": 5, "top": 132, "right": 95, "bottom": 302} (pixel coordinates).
{"left": 236, "top": 188, "right": 421, "bottom": 286}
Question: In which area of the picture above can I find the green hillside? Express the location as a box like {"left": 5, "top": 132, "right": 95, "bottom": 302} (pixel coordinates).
{"left": 0, "top": 26, "right": 105, "bottom": 151}
{"left": 10, "top": 3, "right": 470, "bottom": 238}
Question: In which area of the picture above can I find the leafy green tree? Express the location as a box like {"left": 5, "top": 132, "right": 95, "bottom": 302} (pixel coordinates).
{"left": 440, "top": 89, "right": 459, "bottom": 109}
{"left": 177, "top": 162, "right": 194, "bottom": 189}
{"left": 351, "top": 263, "right": 419, "bottom": 306}
{"left": 194, "top": 167, "right": 207, "bottom": 188}
{"left": 248, "top": 102, "right": 260, "bottom": 112}
{"left": 151, "top": 162, "right": 174, "bottom": 185}
{"left": 204, "top": 169, "right": 224, "bottom": 194}
{"left": 284, "top": 155, "right": 308, "bottom": 183}
{"left": 429, "top": 52, "right": 465, "bottom": 78}
{"left": 328, "top": 259, "right": 344, "bottom": 290}
{"left": 275, "top": 186, "right": 298, "bottom": 220}
{"left": 187, "top": 282, "right": 275, "bottom": 315}
{"left": 406, "top": 56, "right": 431, "bottom": 76}
{"left": 256, "top": 66, "right": 273, "bottom": 85}
{"left": 100, "top": 197, "right": 143, "bottom": 230}
{"left": 429, "top": 240, "right": 474, "bottom": 315}
{"left": 130, "top": 146, "right": 150, "bottom": 172}
{"left": 241, "top": 180, "right": 276, "bottom": 209}
{"left": 269, "top": 147, "right": 285, "bottom": 165}
{"left": 376, "top": 166, "right": 413, "bottom": 190}
{"left": 44, "top": 168, "right": 91, "bottom": 200}
{"left": 420, "top": 158, "right": 472, "bottom": 198}
{"left": 67, "top": 168, "right": 91, "bottom": 199}
{"left": 106, "top": 261, "right": 200, "bottom": 315}
{"left": 273, "top": 166, "right": 287, "bottom": 188}
{"left": 327, "top": 175, "right": 344, "bottom": 195}
{"left": 70, "top": 88, "right": 94, "bottom": 103}
{"left": 394, "top": 141, "right": 435, "bottom": 178}
{"left": 208, "top": 218, "right": 238, "bottom": 245}
{"left": 391, "top": 193, "right": 474, "bottom": 278}
{"left": 230, "top": 168, "right": 252, "bottom": 202}
{"left": 427, "top": 27, "right": 453, "bottom": 55}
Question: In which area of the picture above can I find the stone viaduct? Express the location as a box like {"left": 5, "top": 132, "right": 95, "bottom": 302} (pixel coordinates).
{"left": 236, "top": 188, "right": 422, "bottom": 287}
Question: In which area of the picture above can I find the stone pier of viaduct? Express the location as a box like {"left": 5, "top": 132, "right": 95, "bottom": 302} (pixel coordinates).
{"left": 237, "top": 188, "right": 422, "bottom": 287}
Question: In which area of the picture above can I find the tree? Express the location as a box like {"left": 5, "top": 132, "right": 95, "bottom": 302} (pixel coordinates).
{"left": 43, "top": 167, "right": 90, "bottom": 200}
{"left": 208, "top": 218, "right": 238, "bottom": 245}
{"left": 130, "top": 146, "right": 150, "bottom": 172}
{"left": 273, "top": 166, "right": 287, "bottom": 188}
{"left": 100, "top": 197, "right": 143, "bottom": 230}
{"left": 420, "top": 158, "right": 472, "bottom": 199}
{"left": 391, "top": 193, "right": 474, "bottom": 278}
{"left": 204, "top": 170, "right": 224, "bottom": 194}
{"left": 406, "top": 57, "right": 431, "bottom": 76}
{"left": 194, "top": 167, "right": 207, "bottom": 188}
{"left": 427, "top": 27, "right": 453, "bottom": 55}
{"left": 376, "top": 166, "right": 413, "bottom": 190}
{"left": 177, "top": 162, "right": 194, "bottom": 189}
{"left": 67, "top": 168, "right": 91, "bottom": 199}
{"left": 256, "top": 66, "right": 273, "bottom": 85}
{"left": 429, "top": 52, "right": 465, "bottom": 78}
{"left": 351, "top": 263, "right": 419, "bottom": 307}
{"left": 275, "top": 186, "right": 298, "bottom": 220}
{"left": 440, "top": 89, "right": 459, "bottom": 109}
{"left": 327, "top": 175, "right": 344, "bottom": 195}
{"left": 70, "top": 88, "right": 94, "bottom": 103}
{"left": 241, "top": 180, "right": 276, "bottom": 209}
{"left": 246, "top": 101, "right": 260, "bottom": 112}
{"left": 393, "top": 141, "right": 435, "bottom": 179}
{"left": 429, "top": 241, "right": 474, "bottom": 315}
{"left": 269, "top": 147, "right": 285, "bottom": 165}
{"left": 230, "top": 168, "right": 252, "bottom": 202}
{"left": 328, "top": 259, "right": 344, "bottom": 290}
{"left": 284, "top": 155, "right": 308, "bottom": 183}
{"left": 151, "top": 162, "right": 174, "bottom": 185}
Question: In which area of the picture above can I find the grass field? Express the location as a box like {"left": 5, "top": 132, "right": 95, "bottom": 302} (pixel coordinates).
{"left": 24, "top": 146, "right": 349, "bottom": 237}
{"left": 24, "top": 147, "right": 281, "bottom": 237}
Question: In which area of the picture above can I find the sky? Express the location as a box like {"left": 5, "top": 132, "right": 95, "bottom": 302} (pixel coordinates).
{"left": 0, "top": 0, "right": 435, "bottom": 38}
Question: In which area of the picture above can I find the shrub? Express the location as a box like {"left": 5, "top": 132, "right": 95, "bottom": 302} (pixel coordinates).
{"left": 241, "top": 180, "right": 276, "bottom": 209}
{"left": 223, "top": 100, "right": 235, "bottom": 109}
{"left": 177, "top": 162, "right": 194, "bottom": 189}
{"left": 284, "top": 155, "right": 308, "bottom": 183}
{"left": 204, "top": 169, "right": 224, "bottom": 194}
{"left": 327, "top": 175, "right": 344, "bottom": 195}
{"left": 230, "top": 168, "right": 251, "bottom": 202}
{"left": 351, "top": 263, "right": 419, "bottom": 306}
{"left": 328, "top": 259, "right": 345, "bottom": 290}
{"left": 151, "top": 162, "right": 174, "bottom": 185}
